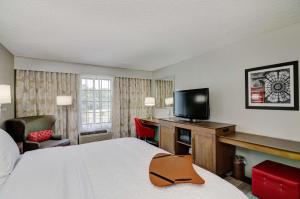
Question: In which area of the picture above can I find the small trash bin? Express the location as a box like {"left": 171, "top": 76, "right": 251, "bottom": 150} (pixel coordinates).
{"left": 233, "top": 155, "right": 245, "bottom": 180}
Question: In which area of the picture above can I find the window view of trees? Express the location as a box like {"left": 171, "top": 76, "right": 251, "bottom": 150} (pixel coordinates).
{"left": 81, "top": 78, "right": 112, "bottom": 131}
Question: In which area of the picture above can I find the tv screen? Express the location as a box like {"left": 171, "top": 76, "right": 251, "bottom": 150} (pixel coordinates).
{"left": 174, "top": 88, "right": 210, "bottom": 120}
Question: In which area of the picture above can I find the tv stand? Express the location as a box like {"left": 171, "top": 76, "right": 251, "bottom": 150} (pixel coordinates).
{"left": 187, "top": 119, "right": 203, "bottom": 123}
{"left": 168, "top": 117, "right": 207, "bottom": 123}
{"left": 191, "top": 119, "right": 206, "bottom": 123}
{"left": 159, "top": 118, "right": 235, "bottom": 176}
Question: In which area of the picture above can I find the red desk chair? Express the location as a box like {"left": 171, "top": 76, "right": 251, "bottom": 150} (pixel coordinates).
{"left": 134, "top": 118, "right": 155, "bottom": 140}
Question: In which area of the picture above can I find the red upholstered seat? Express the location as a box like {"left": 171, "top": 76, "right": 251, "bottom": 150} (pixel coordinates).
{"left": 252, "top": 160, "right": 300, "bottom": 199}
{"left": 134, "top": 118, "right": 155, "bottom": 139}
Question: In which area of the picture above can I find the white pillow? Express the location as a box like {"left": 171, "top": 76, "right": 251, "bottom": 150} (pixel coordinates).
{"left": 0, "top": 129, "right": 20, "bottom": 180}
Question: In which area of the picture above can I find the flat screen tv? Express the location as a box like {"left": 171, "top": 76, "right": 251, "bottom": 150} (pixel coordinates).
{"left": 174, "top": 88, "right": 210, "bottom": 120}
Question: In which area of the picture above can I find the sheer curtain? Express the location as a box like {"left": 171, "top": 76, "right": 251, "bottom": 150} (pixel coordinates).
{"left": 15, "top": 70, "right": 79, "bottom": 144}
{"left": 112, "top": 77, "right": 151, "bottom": 138}
{"left": 155, "top": 80, "right": 174, "bottom": 107}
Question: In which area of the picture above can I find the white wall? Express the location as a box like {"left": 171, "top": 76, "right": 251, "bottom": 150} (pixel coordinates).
{"left": 15, "top": 57, "right": 152, "bottom": 79}
{"left": 153, "top": 23, "right": 300, "bottom": 176}
{"left": 0, "top": 43, "right": 14, "bottom": 128}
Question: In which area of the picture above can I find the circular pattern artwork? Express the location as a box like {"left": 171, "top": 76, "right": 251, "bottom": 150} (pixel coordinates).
{"left": 264, "top": 70, "right": 290, "bottom": 103}
{"left": 246, "top": 61, "right": 298, "bottom": 110}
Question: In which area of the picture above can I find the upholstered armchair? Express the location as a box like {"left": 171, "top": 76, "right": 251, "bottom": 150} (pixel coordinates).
{"left": 5, "top": 115, "right": 70, "bottom": 152}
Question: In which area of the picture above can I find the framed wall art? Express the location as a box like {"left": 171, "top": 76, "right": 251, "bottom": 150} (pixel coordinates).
{"left": 245, "top": 61, "right": 299, "bottom": 110}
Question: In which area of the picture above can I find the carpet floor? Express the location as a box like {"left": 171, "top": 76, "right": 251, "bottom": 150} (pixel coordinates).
{"left": 224, "top": 176, "right": 259, "bottom": 199}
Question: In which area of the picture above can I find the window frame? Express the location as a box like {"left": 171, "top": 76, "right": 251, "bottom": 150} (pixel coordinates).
{"left": 79, "top": 75, "right": 113, "bottom": 132}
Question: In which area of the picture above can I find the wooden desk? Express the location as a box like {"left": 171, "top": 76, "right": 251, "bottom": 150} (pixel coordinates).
{"left": 141, "top": 118, "right": 160, "bottom": 127}
{"left": 218, "top": 132, "right": 300, "bottom": 161}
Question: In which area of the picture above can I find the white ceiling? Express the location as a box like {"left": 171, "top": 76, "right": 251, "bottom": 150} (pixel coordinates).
{"left": 0, "top": 0, "right": 300, "bottom": 71}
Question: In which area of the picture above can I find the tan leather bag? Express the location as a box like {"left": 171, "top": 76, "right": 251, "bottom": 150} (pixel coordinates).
{"left": 149, "top": 153, "right": 205, "bottom": 187}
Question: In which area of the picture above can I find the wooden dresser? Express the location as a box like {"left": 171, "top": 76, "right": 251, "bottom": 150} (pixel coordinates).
{"left": 159, "top": 118, "right": 235, "bottom": 176}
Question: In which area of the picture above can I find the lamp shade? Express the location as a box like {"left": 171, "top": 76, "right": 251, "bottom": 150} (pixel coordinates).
{"left": 0, "top": 84, "right": 11, "bottom": 104}
{"left": 165, "top": 97, "right": 174, "bottom": 106}
{"left": 145, "top": 97, "right": 155, "bottom": 106}
{"left": 57, "top": 96, "right": 72, "bottom": 106}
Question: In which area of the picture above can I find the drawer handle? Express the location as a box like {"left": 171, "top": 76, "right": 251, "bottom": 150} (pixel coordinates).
{"left": 279, "top": 184, "right": 283, "bottom": 192}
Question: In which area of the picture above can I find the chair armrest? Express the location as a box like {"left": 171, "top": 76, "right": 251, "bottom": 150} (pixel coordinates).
{"left": 51, "top": 135, "right": 62, "bottom": 140}
{"left": 24, "top": 141, "right": 40, "bottom": 151}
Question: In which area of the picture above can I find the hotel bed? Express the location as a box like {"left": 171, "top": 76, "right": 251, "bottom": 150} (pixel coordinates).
{"left": 0, "top": 137, "right": 247, "bottom": 199}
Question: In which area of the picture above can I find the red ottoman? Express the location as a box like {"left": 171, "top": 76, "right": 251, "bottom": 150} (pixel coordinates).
{"left": 252, "top": 160, "right": 300, "bottom": 199}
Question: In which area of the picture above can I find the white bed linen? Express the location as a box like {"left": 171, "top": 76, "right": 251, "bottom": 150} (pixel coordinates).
{"left": 0, "top": 138, "right": 247, "bottom": 199}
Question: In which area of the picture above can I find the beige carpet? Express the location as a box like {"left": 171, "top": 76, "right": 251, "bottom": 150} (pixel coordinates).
{"left": 224, "top": 176, "right": 259, "bottom": 199}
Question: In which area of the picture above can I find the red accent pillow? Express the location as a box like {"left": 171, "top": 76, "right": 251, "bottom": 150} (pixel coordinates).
{"left": 27, "top": 130, "right": 53, "bottom": 142}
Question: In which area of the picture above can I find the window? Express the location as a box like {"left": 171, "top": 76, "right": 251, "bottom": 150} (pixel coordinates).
{"left": 80, "top": 77, "right": 112, "bottom": 132}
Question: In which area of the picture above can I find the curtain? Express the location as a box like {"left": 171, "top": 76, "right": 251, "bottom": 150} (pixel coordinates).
{"left": 15, "top": 70, "right": 79, "bottom": 144}
{"left": 112, "top": 77, "right": 151, "bottom": 138}
{"left": 155, "top": 80, "right": 174, "bottom": 107}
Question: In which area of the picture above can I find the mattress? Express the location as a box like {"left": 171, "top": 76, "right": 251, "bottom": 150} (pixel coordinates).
{"left": 0, "top": 138, "right": 247, "bottom": 199}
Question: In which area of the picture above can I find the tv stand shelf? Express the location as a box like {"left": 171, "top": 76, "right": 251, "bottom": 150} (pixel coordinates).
{"left": 176, "top": 140, "right": 191, "bottom": 147}
{"left": 158, "top": 118, "right": 236, "bottom": 176}
{"left": 160, "top": 118, "right": 235, "bottom": 130}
